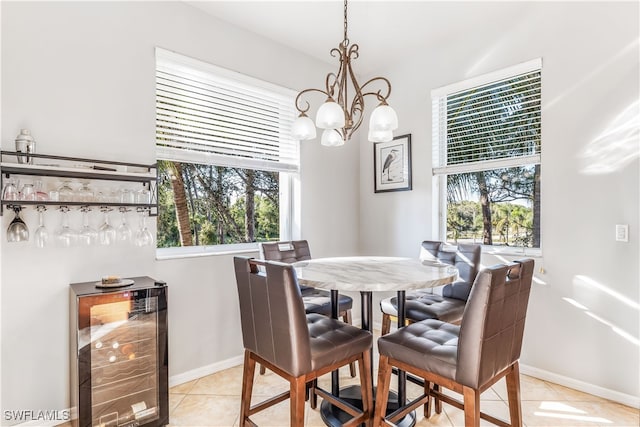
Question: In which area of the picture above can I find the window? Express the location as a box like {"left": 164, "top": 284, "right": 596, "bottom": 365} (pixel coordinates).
{"left": 432, "top": 59, "right": 542, "bottom": 250}
{"left": 155, "top": 48, "right": 299, "bottom": 251}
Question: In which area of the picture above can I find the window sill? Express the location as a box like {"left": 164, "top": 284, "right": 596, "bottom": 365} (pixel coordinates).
{"left": 156, "top": 243, "right": 260, "bottom": 261}
{"left": 482, "top": 245, "right": 542, "bottom": 258}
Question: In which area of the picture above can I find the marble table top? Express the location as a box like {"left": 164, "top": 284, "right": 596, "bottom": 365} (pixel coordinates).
{"left": 292, "top": 256, "right": 458, "bottom": 292}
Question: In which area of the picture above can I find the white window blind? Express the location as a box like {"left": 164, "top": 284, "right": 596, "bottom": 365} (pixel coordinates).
{"left": 156, "top": 48, "right": 299, "bottom": 173}
{"left": 432, "top": 58, "right": 542, "bottom": 175}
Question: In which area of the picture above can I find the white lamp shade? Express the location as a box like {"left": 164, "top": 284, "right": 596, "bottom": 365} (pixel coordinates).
{"left": 291, "top": 115, "right": 317, "bottom": 140}
{"left": 321, "top": 129, "right": 345, "bottom": 147}
{"left": 369, "top": 104, "right": 398, "bottom": 131}
{"left": 316, "top": 100, "right": 346, "bottom": 129}
{"left": 368, "top": 129, "right": 393, "bottom": 142}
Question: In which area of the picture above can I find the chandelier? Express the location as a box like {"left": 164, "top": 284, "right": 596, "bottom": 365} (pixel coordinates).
{"left": 291, "top": 0, "right": 398, "bottom": 146}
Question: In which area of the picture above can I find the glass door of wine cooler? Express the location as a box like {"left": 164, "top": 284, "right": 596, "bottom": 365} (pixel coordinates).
{"left": 71, "top": 278, "right": 168, "bottom": 427}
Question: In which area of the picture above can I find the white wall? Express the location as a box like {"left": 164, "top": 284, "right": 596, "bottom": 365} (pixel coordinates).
{"left": 359, "top": 2, "right": 639, "bottom": 402}
{"left": 0, "top": 1, "right": 360, "bottom": 421}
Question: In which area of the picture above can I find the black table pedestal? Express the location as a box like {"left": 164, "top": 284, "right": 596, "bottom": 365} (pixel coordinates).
{"left": 320, "top": 290, "right": 415, "bottom": 427}
{"left": 319, "top": 385, "right": 416, "bottom": 427}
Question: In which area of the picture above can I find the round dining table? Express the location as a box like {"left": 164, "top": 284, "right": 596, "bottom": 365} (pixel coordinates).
{"left": 293, "top": 256, "right": 458, "bottom": 427}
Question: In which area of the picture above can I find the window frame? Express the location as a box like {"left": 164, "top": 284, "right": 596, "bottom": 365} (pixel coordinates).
{"left": 431, "top": 58, "right": 542, "bottom": 256}
{"left": 154, "top": 48, "right": 300, "bottom": 258}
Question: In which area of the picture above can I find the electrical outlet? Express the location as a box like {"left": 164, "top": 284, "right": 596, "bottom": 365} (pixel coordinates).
{"left": 615, "top": 224, "right": 629, "bottom": 242}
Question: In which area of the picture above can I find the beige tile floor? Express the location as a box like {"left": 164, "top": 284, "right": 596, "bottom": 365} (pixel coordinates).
{"left": 167, "top": 364, "right": 639, "bottom": 427}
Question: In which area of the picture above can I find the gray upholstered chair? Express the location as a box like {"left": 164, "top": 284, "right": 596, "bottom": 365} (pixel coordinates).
{"left": 234, "top": 257, "right": 373, "bottom": 427}
{"left": 380, "top": 240, "right": 482, "bottom": 335}
{"left": 260, "top": 240, "right": 356, "bottom": 377}
{"left": 373, "top": 259, "right": 534, "bottom": 427}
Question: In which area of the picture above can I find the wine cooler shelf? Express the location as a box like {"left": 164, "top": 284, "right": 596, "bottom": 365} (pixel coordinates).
{"left": 70, "top": 277, "right": 168, "bottom": 427}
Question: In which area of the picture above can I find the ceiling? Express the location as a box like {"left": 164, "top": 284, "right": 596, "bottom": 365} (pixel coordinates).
{"left": 186, "top": 1, "right": 533, "bottom": 75}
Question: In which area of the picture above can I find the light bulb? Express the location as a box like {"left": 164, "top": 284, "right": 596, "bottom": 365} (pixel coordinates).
{"left": 291, "top": 115, "right": 317, "bottom": 140}
{"left": 316, "top": 99, "right": 346, "bottom": 129}
{"left": 369, "top": 103, "right": 398, "bottom": 131}
{"left": 321, "top": 129, "right": 345, "bottom": 147}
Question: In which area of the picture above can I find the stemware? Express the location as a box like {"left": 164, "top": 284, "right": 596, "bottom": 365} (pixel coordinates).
{"left": 120, "top": 188, "right": 135, "bottom": 204}
{"left": 3, "top": 178, "right": 19, "bottom": 201}
{"left": 99, "top": 209, "right": 116, "bottom": 246}
{"left": 58, "top": 181, "right": 74, "bottom": 202}
{"left": 78, "top": 181, "right": 94, "bottom": 203}
{"left": 7, "top": 206, "right": 29, "bottom": 242}
{"left": 78, "top": 207, "right": 98, "bottom": 246}
{"left": 34, "top": 180, "right": 49, "bottom": 202}
{"left": 55, "top": 206, "right": 77, "bottom": 247}
{"left": 136, "top": 188, "right": 150, "bottom": 204}
{"left": 135, "top": 211, "right": 153, "bottom": 247}
{"left": 34, "top": 206, "right": 49, "bottom": 248}
{"left": 20, "top": 182, "right": 35, "bottom": 201}
{"left": 116, "top": 208, "right": 132, "bottom": 245}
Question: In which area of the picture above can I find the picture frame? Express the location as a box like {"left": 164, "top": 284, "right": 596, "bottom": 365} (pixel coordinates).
{"left": 374, "top": 134, "right": 412, "bottom": 193}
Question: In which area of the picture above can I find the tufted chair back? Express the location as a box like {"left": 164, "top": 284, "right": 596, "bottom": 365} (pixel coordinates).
{"left": 456, "top": 259, "right": 534, "bottom": 389}
{"left": 234, "top": 257, "right": 312, "bottom": 377}
{"left": 260, "top": 240, "right": 312, "bottom": 263}
{"left": 420, "top": 240, "right": 482, "bottom": 300}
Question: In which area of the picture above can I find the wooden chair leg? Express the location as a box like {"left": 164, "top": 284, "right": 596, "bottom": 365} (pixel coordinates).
{"left": 342, "top": 310, "right": 358, "bottom": 378}
{"left": 358, "top": 350, "right": 374, "bottom": 424}
{"left": 290, "top": 376, "right": 306, "bottom": 427}
{"left": 505, "top": 362, "right": 523, "bottom": 427}
{"left": 310, "top": 379, "right": 318, "bottom": 409}
{"left": 434, "top": 384, "right": 442, "bottom": 414}
{"left": 240, "top": 350, "right": 256, "bottom": 426}
{"left": 462, "top": 386, "right": 480, "bottom": 427}
{"left": 373, "top": 355, "right": 392, "bottom": 427}
{"left": 424, "top": 380, "right": 431, "bottom": 418}
{"left": 381, "top": 313, "right": 391, "bottom": 335}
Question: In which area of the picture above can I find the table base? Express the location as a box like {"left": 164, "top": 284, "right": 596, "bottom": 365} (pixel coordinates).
{"left": 319, "top": 385, "right": 416, "bottom": 427}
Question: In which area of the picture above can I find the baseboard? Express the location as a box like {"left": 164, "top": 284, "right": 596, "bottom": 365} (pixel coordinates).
{"left": 520, "top": 363, "right": 640, "bottom": 409}
{"left": 169, "top": 354, "right": 244, "bottom": 387}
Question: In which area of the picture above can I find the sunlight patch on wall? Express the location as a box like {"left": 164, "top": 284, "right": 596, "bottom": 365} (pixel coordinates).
{"left": 562, "top": 297, "right": 588, "bottom": 310}
{"left": 585, "top": 311, "right": 640, "bottom": 346}
{"left": 563, "top": 278, "right": 639, "bottom": 347}
{"left": 573, "top": 275, "right": 639, "bottom": 311}
{"left": 545, "top": 38, "right": 639, "bottom": 111}
{"left": 580, "top": 100, "right": 640, "bottom": 175}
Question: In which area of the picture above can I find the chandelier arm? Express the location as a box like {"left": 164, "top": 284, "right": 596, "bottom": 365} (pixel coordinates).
{"left": 327, "top": 67, "right": 342, "bottom": 99}
{"left": 295, "top": 88, "right": 330, "bottom": 114}
{"left": 359, "top": 76, "right": 393, "bottom": 102}
{"left": 344, "top": 54, "right": 365, "bottom": 137}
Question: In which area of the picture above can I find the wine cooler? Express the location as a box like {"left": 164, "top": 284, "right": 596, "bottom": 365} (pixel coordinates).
{"left": 70, "top": 277, "right": 168, "bottom": 427}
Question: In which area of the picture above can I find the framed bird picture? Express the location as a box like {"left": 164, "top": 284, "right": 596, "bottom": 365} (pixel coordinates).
{"left": 374, "top": 134, "right": 412, "bottom": 193}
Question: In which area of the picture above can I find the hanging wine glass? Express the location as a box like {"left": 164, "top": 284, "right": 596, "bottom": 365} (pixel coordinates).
{"left": 116, "top": 208, "right": 132, "bottom": 245}
{"left": 6, "top": 206, "right": 29, "bottom": 242}
{"left": 98, "top": 208, "right": 116, "bottom": 246}
{"left": 55, "top": 206, "right": 77, "bottom": 247}
{"left": 34, "top": 205, "right": 49, "bottom": 248}
{"left": 78, "top": 207, "right": 98, "bottom": 246}
{"left": 135, "top": 210, "right": 153, "bottom": 247}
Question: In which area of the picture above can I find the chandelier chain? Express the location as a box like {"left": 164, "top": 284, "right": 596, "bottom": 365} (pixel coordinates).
{"left": 343, "top": 0, "right": 348, "bottom": 46}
